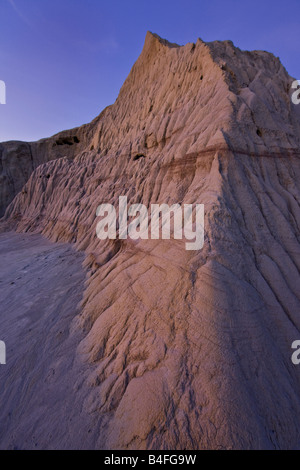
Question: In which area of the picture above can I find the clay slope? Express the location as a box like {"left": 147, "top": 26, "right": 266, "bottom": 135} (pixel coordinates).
{"left": 1, "top": 32, "right": 300, "bottom": 450}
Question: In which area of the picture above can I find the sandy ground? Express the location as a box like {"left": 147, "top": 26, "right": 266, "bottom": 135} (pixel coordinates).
{"left": 0, "top": 231, "right": 98, "bottom": 449}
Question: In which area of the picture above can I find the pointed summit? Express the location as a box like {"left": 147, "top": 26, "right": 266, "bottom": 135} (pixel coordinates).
{"left": 144, "top": 31, "right": 180, "bottom": 49}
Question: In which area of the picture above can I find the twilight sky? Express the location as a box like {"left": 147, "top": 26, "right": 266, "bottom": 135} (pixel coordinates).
{"left": 0, "top": 0, "right": 299, "bottom": 142}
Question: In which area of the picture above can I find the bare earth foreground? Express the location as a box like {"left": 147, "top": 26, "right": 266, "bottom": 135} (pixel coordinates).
{"left": 0, "top": 231, "right": 100, "bottom": 450}
{"left": 1, "top": 32, "right": 300, "bottom": 449}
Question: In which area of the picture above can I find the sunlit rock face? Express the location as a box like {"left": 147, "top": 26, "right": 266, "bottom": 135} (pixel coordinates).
{"left": 1, "top": 32, "right": 300, "bottom": 450}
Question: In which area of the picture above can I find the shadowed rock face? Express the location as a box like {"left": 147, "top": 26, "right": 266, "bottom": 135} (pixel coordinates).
{"left": 0, "top": 128, "right": 87, "bottom": 217}
{"left": 1, "top": 32, "right": 300, "bottom": 450}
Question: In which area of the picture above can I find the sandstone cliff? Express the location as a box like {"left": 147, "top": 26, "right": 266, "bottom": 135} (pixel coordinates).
{"left": 0, "top": 32, "right": 300, "bottom": 450}
{"left": 0, "top": 126, "right": 89, "bottom": 217}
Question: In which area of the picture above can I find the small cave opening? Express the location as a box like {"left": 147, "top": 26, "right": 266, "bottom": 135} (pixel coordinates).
{"left": 55, "top": 136, "right": 80, "bottom": 146}
{"left": 133, "top": 154, "right": 146, "bottom": 161}
{"left": 256, "top": 128, "right": 263, "bottom": 137}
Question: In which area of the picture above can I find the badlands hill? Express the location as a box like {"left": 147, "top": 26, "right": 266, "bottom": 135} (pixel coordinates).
{"left": 0, "top": 32, "right": 300, "bottom": 450}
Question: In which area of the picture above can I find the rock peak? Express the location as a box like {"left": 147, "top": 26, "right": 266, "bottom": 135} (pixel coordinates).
{"left": 145, "top": 31, "right": 180, "bottom": 49}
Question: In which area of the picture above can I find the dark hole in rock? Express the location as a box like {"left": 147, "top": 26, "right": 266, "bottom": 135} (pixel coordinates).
{"left": 133, "top": 154, "right": 146, "bottom": 161}
{"left": 46, "top": 174, "right": 50, "bottom": 179}
{"left": 200, "top": 75, "right": 203, "bottom": 80}
{"left": 256, "top": 128, "right": 262, "bottom": 137}
{"left": 55, "top": 136, "right": 80, "bottom": 146}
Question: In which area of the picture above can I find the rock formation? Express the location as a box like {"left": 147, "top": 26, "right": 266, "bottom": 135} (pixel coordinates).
{"left": 0, "top": 127, "right": 87, "bottom": 217}
{"left": 0, "top": 31, "right": 300, "bottom": 449}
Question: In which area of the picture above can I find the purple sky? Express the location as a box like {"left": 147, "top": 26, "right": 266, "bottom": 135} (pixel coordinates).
{"left": 0, "top": 0, "right": 299, "bottom": 142}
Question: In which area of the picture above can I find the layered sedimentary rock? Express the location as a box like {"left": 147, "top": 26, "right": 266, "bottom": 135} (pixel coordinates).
{"left": 1, "top": 32, "right": 300, "bottom": 449}
{"left": 0, "top": 127, "right": 88, "bottom": 217}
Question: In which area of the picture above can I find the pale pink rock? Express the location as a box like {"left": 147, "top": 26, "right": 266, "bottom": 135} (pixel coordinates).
{"left": 0, "top": 32, "right": 300, "bottom": 450}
